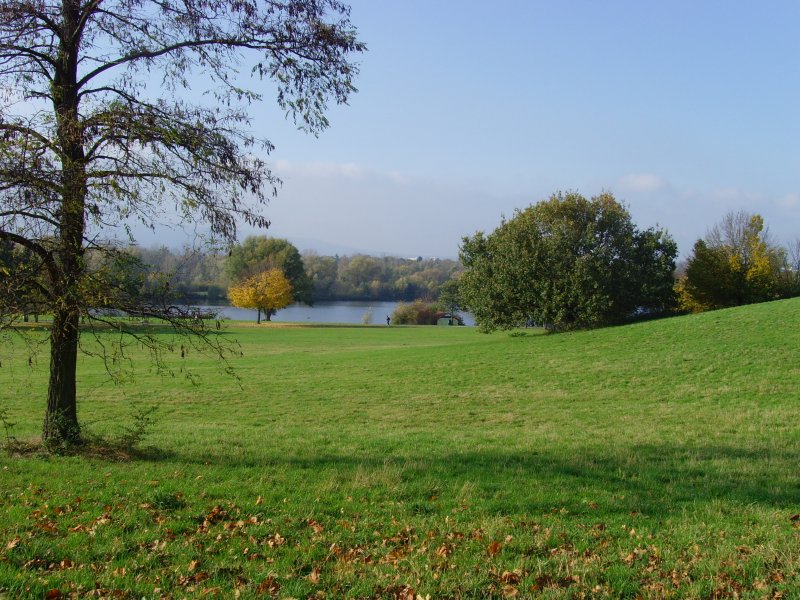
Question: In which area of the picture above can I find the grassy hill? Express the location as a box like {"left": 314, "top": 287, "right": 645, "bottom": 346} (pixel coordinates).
{"left": 0, "top": 299, "right": 798, "bottom": 597}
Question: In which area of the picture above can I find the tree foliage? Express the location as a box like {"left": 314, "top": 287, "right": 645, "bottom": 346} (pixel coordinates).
{"left": 391, "top": 300, "right": 462, "bottom": 326}
{"left": 676, "top": 211, "right": 791, "bottom": 312}
{"left": 460, "top": 192, "right": 677, "bottom": 332}
{"left": 0, "top": 0, "right": 364, "bottom": 443}
{"left": 436, "top": 277, "right": 463, "bottom": 313}
{"left": 227, "top": 237, "right": 312, "bottom": 305}
{"left": 302, "top": 253, "right": 462, "bottom": 301}
{"left": 228, "top": 268, "right": 293, "bottom": 323}
{"left": 127, "top": 246, "right": 229, "bottom": 304}
{"left": 91, "top": 245, "right": 463, "bottom": 304}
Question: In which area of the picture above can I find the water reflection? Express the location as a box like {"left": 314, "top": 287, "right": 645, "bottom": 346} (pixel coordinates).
{"left": 204, "top": 300, "right": 475, "bottom": 326}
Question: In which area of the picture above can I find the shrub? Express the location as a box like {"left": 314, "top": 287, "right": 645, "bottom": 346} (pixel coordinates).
{"left": 391, "top": 300, "right": 446, "bottom": 325}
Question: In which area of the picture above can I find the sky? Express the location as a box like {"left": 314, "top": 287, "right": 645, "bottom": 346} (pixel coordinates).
{"left": 137, "top": 0, "right": 800, "bottom": 259}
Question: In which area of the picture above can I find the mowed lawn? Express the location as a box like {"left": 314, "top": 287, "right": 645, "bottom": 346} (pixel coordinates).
{"left": 0, "top": 299, "right": 798, "bottom": 598}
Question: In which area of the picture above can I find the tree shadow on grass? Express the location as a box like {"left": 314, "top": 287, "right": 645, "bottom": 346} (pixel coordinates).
{"left": 149, "top": 441, "right": 800, "bottom": 516}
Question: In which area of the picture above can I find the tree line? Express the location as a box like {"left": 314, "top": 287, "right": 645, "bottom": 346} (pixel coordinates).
{"left": 119, "top": 240, "right": 463, "bottom": 307}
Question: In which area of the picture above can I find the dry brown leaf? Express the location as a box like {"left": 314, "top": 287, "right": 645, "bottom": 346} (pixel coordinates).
{"left": 307, "top": 519, "right": 324, "bottom": 534}
{"left": 487, "top": 541, "right": 502, "bottom": 556}
{"left": 500, "top": 570, "right": 522, "bottom": 584}
{"left": 502, "top": 584, "right": 519, "bottom": 598}
{"left": 195, "top": 571, "right": 209, "bottom": 583}
{"left": 256, "top": 576, "right": 280, "bottom": 595}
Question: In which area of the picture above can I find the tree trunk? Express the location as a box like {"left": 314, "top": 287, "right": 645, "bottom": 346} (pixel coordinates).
{"left": 41, "top": 0, "right": 87, "bottom": 445}
{"left": 43, "top": 307, "right": 81, "bottom": 444}
{"left": 257, "top": 308, "right": 261, "bottom": 324}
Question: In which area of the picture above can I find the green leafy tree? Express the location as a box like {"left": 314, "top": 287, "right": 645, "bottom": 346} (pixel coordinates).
{"left": 338, "top": 255, "right": 384, "bottom": 297}
{"left": 302, "top": 252, "right": 339, "bottom": 300}
{"left": 227, "top": 237, "right": 313, "bottom": 306}
{"left": 0, "top": 0, "right": 364, "bottom": 444}
{"left": 677, "top": 211, "right": 787, "bottom": 311}
{"left": 436, "top": 277, "right": 463, "bottom": 313}
{"left": 460, "top": 191, "right": 677, "bottom": 332}
{"left": 782, "top": 239, "right": 800, "bottom": 297}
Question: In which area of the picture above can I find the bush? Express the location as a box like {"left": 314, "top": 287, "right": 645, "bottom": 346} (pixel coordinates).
{"left": 392, "top": 300, "right": 437, "bottom": 325}
{"left": 390, "top": 300, "right": 461, "bottom": 325}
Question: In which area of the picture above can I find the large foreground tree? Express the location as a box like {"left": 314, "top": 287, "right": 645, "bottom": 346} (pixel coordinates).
{"left": 0, "top": 0, "right": 364, "bottom": 444}
{"left": 460, "top": 192, "right": 677, "bottom": 331}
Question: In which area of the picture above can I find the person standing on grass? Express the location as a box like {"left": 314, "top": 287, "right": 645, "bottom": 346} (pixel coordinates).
{"left": 386, "top": 315, "right": 391, "bottom": 325}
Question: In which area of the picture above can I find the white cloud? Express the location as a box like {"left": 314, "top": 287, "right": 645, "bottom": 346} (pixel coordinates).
{"left": 706, "top": 186, "right": 768, "bottom": 207}
{"left": 777, "top": 193, "right": 800, "bottom": 209}
{"left": 248, "top": 160, "right": 520, "bottom": 258}
{"left": 273, "top": 159, "right": 367, "bottom": 180}
{"left": 617, "top": 173, "right": 668, "bottom": 193}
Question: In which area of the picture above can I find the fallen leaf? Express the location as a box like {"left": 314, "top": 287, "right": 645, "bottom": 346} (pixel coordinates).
{"left": 256, "top": 576, "right": 280, "bottom": 595}
{"left": 501, "top": 570, "right": 522, "bottom": 584}
{"left": 5, "top": 537, "right": 20, "bottom": 550}
{"left": 502, "top": 584, "right": 519, "bottom": 598}
{"left": 194, "top": 571, "right": 209, "bottom": 583}
{"left": 488, "top": 541, "right": 502, "bottom": 556}
{"left": 256, "top": 496, "right": 264, "bottom": 505}
{"left": 93, "top": 515, "right": 111, "bottom": 527}
{"left": 307, "top": 519, "right": 324, "bottom": 534}
{"left": 188, "top": 560, "right": 200, "bottom": 572}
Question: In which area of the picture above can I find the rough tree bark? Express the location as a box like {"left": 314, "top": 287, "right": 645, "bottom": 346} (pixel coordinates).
{"left": 42, "top": 0, "right": 89, "bottom": 442}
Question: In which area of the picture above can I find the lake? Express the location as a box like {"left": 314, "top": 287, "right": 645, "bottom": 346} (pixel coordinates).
{"left": 205, "top": 300, "right": 475, "bottom": 326}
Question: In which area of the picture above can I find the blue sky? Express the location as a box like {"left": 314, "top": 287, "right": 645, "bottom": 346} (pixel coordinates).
{"left": 141, "top": 1, "right": 800, "bottom": 258}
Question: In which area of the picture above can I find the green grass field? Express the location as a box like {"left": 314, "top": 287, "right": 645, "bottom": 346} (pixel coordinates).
{"left": 0, "top": 299, "right": 799, "bottom": 598}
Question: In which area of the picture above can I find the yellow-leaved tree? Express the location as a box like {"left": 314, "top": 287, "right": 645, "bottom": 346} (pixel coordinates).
{"left": 676, "top": 211, "right": 786, "bottom": 312}
{"left": 228, "top": 269, "right": 294, "bottom": 324}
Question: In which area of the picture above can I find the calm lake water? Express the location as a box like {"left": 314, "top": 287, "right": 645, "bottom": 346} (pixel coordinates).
{"left": 205, "top": 300, "right": 475, "bottom": 326}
